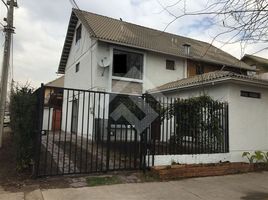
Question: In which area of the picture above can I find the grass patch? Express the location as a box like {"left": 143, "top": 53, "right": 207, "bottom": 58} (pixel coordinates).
{"left": 139, "top": 172, "right": 161, "bottom": 182}
{"left": 86, "top": 176, "right": 123, "bottom": 187}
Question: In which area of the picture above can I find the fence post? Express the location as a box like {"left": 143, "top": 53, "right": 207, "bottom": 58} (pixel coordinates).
{"left": 33, "top": 83, "right": 45, "bottom": 178}
{"left": 225, "top": 103, "right": 229, "bottom": 152}
{"left": 106, "top": 97, "right": 111, "bottom": 172}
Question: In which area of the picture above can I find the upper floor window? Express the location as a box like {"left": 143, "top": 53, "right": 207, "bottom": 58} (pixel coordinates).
{"left": 75, "top": 62, "right": 80, "bottom": 73}
{"left": 166, "top": 60, "right": 175, "bottom": 70}
{"left": 113, "top": 49, "right": 143, "bottom": 80}
{"left": 75, "top": 24, "right": 82, "bottom": 43}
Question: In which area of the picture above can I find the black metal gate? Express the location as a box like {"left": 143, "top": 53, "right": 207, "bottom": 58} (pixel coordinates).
{"left": 34, "top": 85, "right": 152, "bottom": 177}
{"left": 34, "top": 85, "right": 229, "bottom": 177}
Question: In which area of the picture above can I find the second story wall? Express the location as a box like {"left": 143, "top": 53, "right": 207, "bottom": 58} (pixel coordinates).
{"left": 64, "top": 20, "right": 97, "bottom": 90}
{"left": 144, "top": 52, "right": 186, "bottom": 91}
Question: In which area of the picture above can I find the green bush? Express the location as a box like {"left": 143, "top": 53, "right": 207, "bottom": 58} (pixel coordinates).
{"left": 242, "top": 151, "right": 268, "bottom": 164}
{"left": 9, "top": 85, "right": 37, "bottom": 171}
{"left": 158, "top": 95, "right": 227, "bottom": 153}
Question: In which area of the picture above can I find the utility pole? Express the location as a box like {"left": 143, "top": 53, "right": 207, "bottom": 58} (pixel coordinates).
{"left": 0, "top": 0, "right": 17, "bottom": 148}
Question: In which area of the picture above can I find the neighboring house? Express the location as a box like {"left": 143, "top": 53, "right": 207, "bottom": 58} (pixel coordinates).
{"left": 149, "top": 71, "right": 268, "bottom": 164}
{"left": 42, "top": 76, "right": 64, "bottom": 133}
{"left": 58, "top": 9, "right": 254, "bottom": 94}
{"left": 241, "top": 54, "right": 268, "bottom": 79}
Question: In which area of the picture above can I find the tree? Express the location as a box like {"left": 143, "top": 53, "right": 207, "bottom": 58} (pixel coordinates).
{"left": 158, "top": 0, "right": 268, "bottom": 56}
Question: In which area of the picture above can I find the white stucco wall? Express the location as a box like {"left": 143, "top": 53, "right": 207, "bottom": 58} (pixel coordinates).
{"left": 64, "top": 20, "right": 97, "bottom": 90}
{"left": 61, "top": 21, "right": 111, "bottom": 136}
{"left": 144, "top": 52, "right": 186, "bottom": 91}
{"left": 153, "top": 82, "right": 268, "bottom": 165}
{"left": 42, "top": 107, "right": 53, "bottom": 131}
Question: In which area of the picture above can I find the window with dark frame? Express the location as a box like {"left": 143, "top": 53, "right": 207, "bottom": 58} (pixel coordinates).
{"left": 166, "top": 60, "right": 175, "bottom": 70}
{"left": 75, "top": 62, "right": 80, "bottom": 73}
{"left": 240, "top": 90, "right": 261, "bottom": 99}
{"left": 196, "top": 65, "right": 204, "bottom": 75}
{"left": 75, "top": 24, "right": 82, "bottom": 43}
{"left": 113, "top": 49, "right": 143, "bottom": 80}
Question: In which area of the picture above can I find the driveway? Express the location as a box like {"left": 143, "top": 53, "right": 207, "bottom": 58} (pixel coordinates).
{"left": 40, "top": 172, "right": 268, "bottom": 200}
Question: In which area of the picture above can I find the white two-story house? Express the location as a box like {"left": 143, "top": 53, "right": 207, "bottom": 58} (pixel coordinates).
{"left": 42, "top": 9, "right": 268, "bottom": 166}
{"left": 58, "top": 9, "right": 253, "bottom": 94}
{"left": 54, "top": 9, "right": 263, "bottom": 151}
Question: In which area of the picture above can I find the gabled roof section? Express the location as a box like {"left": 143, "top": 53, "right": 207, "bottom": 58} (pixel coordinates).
{"left": 149, "top": 71, "right": 268, "bottom": 93}
{"left": 45, "top": 76, "right": 64, "bottom": 87}
{"left": 241, "top": 54, "right": 268, "bottom": 67}
{"left": 58, "top": 9, "right": 254, "bottom": 74}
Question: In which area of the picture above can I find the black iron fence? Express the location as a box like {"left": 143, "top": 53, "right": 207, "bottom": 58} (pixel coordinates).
{"left": 145, "top": 95, "right": 229, "bottom": 159}
{"left": 34, "top": 85, "right": 229, "bottom": 177}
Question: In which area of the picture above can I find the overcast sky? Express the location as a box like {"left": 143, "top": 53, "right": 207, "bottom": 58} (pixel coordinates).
{"left": 0, "top": 0, "right": 267, "bottom": 88}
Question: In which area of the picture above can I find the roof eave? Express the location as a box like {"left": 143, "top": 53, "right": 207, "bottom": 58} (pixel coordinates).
{"left": 57, "top": 9, "right": 97, "bottom": 74}
{"left": 149, "top": 77, "right": 268, "bottom": 94}
{"left": 57, "top": 11, "right": 78, "bottom": 74}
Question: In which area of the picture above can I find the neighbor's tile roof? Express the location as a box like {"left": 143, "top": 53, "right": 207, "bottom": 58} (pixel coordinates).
{"left": 241, "top": 54, "right": 268, "bottom": 67}
{"left": 58, "top": 9, "right": 253, "bottom": 73}
{"left": 149, "top": 71, "right": 268, "bottom": 92}
{"left": 45, "top": 76, "right": 64, "bottom": 87}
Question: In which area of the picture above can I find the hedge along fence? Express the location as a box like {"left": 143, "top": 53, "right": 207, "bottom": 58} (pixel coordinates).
{"left": 146, "top": 95, "right": 229, "bottom": 155}
{"left": 9, "top": 85, "right": 38, "bottom": 171}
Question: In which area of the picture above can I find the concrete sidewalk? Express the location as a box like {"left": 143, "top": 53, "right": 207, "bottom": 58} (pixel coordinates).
{"left": 41, "top": 172, "right": 268, "bottom": 200}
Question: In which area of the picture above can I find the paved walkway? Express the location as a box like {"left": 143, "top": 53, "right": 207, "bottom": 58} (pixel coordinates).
{"left": 42, "top": 172, "right": 268, "bottom": 200}
{"left": 1, "top": 172, "right": 268, "bottom": 200}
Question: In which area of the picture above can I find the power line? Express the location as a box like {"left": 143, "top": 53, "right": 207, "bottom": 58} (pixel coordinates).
{"left": 1, "top": 0, "right": 8, "bottom": 10}
{"left": 68, "top": 0, "right": 80, "bottom": 9}
{"left": 72, "top": 0, "right": 80, "bottom": 9}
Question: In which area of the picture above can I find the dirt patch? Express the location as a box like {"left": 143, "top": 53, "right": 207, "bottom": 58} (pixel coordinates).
{"left": 0, "top": 128, "right": 69, "bottom": 192}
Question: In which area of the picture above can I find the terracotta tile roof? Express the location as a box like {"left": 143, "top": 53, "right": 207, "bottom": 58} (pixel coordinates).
{"left": 149, "top": 71, "right": 268, "bottom": 92}
{"left": 58, "top": 9, "right": 253, "bottom": 74}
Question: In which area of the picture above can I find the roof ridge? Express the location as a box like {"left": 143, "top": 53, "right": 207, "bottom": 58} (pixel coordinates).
{"left": 73, "top": 8, "right": 97, "bottom": 37}
{"left": 73, "top": 8, "right": 218, "bottom": 47}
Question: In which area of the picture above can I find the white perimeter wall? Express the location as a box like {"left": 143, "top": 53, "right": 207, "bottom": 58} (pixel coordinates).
{"left": 153, "top": 82, "right": 268, "bottom": 165}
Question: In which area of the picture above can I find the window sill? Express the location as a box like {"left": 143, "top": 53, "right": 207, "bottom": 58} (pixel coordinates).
{"left": 112, "top": 76, "right": 143, "bottom": 83}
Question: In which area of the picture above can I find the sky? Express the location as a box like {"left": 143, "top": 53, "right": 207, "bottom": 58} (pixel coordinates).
{"left": 0, "top": 0, "right": 267, "bottom": 88}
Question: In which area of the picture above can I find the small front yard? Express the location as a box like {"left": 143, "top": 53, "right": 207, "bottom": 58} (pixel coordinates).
{"left": 0, "top": 127, "right": 159, "bottom": 192}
